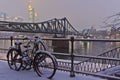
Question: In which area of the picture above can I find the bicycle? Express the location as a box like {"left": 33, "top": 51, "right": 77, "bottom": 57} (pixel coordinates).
{"left": 7, "top": 36, "right": 46, "bottom": 70}
{"left": 21, "top": 36, "right": 47, "bottom": 70}
{"left": 7, "top": 36, "right": 57, "bottom": 79}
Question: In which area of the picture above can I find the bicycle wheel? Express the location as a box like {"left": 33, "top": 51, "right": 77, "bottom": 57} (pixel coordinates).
{"left": 7, "top": 49, "right": 22, "bottom": 71}
{"left": 33, "top": 51, "right": 57, "bottom": 79}
{"left": 14, "top": 53, "right": 22, "bottom": 71}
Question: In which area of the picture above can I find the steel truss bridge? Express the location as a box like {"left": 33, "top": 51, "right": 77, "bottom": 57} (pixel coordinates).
{"left": 0, "top": 17, "right": 80, "bottom": 36}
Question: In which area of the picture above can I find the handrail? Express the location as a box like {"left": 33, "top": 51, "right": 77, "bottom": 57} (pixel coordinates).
{"left": 99, "top": 47, "right": 120, "bottom": 58}
{"left": 46, "top": 37, "right": 120, "bottom": 79}
{"left": 0, "top": 37, "right": 120, "bottom": 79}
{"left": 43, "top": 37, "right": 120, "bottom": 42}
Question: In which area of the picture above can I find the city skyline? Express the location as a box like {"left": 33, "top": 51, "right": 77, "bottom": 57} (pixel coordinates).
{"left": 0, "top": 0, "right": 120, "bottom": 30}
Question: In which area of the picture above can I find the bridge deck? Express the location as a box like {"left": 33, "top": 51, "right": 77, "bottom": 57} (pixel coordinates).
{"left": 0, "top": 61, "right": 105, "bottom": 80}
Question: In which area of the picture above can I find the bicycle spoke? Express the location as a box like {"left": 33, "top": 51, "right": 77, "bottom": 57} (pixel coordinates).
{"left": 7, "top": 49, "right": 22, "bottom": 71}
{"left": 34, "top": 52, "right": 57, "bottom": 79}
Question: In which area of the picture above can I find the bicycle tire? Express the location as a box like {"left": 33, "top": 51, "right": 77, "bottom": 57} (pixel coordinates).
{"left": 33, "top": 51, "right": 57, "bottom": 79}
{"left": 7, "top": 48, "right": 22, "bottom": 71}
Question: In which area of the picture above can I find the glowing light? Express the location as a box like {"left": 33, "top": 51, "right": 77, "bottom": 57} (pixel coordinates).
{"left": 28, "top": 5, "right": 33, "bottom": 11}
{"left": 34, "top": 12, "right": 38, "bottom": 17}
{"left": 28, "top": 0, "right": 39, "bottom": 22}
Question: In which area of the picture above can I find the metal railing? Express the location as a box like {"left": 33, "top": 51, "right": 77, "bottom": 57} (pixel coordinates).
{"left": 0, "top": 36, "right": 120, "bottom": 79}
{"left": 99, "top": 47, "right": 120, "bottom": 58}
{"left": 43, "top": 37, "right": 120, "bottom": 80}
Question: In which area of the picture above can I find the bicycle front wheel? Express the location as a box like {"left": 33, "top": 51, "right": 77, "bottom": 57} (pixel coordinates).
{"left": 33, "top": 51, "right": 57, "bottom": 79}
{"left": 7, "top": 49, "right": 22, "bottom": 71}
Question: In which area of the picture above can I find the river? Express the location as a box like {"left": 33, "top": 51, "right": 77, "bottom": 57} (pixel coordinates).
{"left": 0, "top": 38, "right": 120, "bottom": 60}
{"left": 74, "top": 41, "right": 120, "bottom": 56}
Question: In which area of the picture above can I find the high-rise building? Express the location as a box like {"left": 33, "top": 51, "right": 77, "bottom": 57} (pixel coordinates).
{"left": 28, "top": 0, "right": 39, "bottom": 22}
{"left": 0, "top": 12, "right": 23, "bottom": 22}
{"left": 0, "top": 12, "right": 7, "bottom": 21}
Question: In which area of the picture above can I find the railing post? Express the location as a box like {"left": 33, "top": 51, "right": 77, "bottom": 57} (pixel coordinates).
{"left": 10, "top": 36, "right": 13, "bottom": 60}
{"left": 10, "top": 36, "right": 13, "bottom": 46}
{"left": 70, "top": 36, "right": 75, "bottom": 77}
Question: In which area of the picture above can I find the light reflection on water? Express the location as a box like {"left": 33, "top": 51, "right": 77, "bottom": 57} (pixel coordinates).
{"left": 0, "top": 40, "right": 120, "bottom": 59}
{"left": 74, "top": 41, "right": 120, "bottom": 56}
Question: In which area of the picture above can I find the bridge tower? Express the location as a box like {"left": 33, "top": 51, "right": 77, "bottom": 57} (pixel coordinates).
{"left": 28, "top": 0, "right": 39, "bottom": 22}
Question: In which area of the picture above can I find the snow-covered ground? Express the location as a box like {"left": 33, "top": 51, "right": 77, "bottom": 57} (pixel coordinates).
{"left": 99, "top": 65, "right": 120, "bottom": 75}
{"left": 0, "top": 61, "right": 106, "bottom": 80}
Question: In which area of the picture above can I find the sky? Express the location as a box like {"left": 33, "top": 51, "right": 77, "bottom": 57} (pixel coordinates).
{"left": 0, "top": 0, "right": 120, "bottom": 30}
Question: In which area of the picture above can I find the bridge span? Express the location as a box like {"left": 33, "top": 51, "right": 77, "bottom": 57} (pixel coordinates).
{"left": 0, "top": 17, "right": 80, "bottom": 37}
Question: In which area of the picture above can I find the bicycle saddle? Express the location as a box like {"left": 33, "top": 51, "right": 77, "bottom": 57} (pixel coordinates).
{"left": 15, "top": 41, "right": 22, "bottom": 45}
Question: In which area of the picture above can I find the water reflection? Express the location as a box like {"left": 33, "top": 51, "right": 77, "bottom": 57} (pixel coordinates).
{"left": 74, "top": 41, "right": 120, "bottom": 56}
{"left": 0, "top": 39, "right": 120, "bottom": 59}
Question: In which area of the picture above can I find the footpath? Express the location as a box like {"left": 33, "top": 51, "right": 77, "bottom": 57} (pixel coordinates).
{"left": 0, "top": 61, "right": 105, "bottom": 80}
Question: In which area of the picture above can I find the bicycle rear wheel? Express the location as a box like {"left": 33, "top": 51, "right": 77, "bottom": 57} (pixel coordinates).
{"left": 33, "top": 51, "right": 57, "bottom": 79}
{"left": 7, "top": 49, "right": 22, "bottom": 71}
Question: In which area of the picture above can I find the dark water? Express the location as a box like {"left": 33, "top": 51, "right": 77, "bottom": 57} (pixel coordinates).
{"left": 74, "top": 41, "right": 120, "bottom": 56}
{"left": 0, "top": 40, "right": 120, "bottom": 60}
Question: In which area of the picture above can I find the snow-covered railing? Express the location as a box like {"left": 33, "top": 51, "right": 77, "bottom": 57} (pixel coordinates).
{"left": 72, "top": 46, "right": 120, "bottom": 73}
{"left": 52, "top": 53, "right": 120, "bottom": 80}
{"left": 49, "top": 37, "right": 120, "bottom": 79}
{"left": 1, "top": 37, "right": 120, "bottom": 79}
{"left": 74, "top": 54, "right": 120, "bottom": 72}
